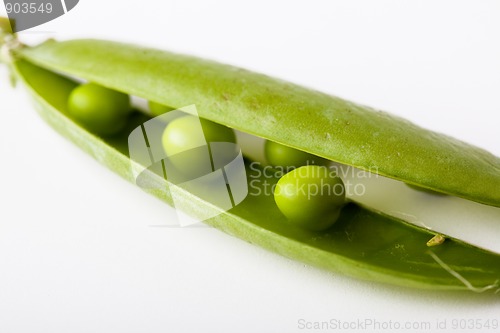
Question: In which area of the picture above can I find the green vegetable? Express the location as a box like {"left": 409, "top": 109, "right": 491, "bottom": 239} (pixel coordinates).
{"left": 16, "top": 39, "right": 500, "bottom": 207}
{"left": 1, "top": 17, "right": 19, "bottom": 85}
{"left": 161, "top": 115, "right": 237, "bottom": 179}
{"left": 148, "top": 100, "right": 174, "bottom": 116}
{"left": 9, "top": 58, "right": 500, "bottom": 293}
{"left": 68, "top": 82, "right": 131, "bottom": 136}
{"left": 265, "top": 140, "right": 326, "bottom": 168}
{"left": 274, "top": 165, "right": 345, "bottom": 231}
{"left": 0, "top": 16, "right": 13, "bottom": 35}
{"left": 3, "top": 32, "right": 500, "bottom": 292}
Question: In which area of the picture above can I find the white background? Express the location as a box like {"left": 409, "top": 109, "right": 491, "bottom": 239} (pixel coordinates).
{"left": 1, "top": 1, "right": 500, "bottom": 332}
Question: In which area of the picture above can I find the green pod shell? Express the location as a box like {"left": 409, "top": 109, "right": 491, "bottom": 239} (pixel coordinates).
{"left": 10, "top": 58, "right": 500, "bottom": 293}
{"left": 16, "top": 39, "right": 500, "bottom": 208}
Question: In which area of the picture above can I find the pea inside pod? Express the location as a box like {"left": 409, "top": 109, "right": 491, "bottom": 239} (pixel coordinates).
{"left": 274, "top": 165, "right": 345, "bottom": 231}
{"left": 161, "top": 114, "right": 237, "bottom": 179}
{"left": 265, "top": 140, "right": 327, "bottom": 168}
{"left": 68, "top": 82, "right": 132, "bottom": 136}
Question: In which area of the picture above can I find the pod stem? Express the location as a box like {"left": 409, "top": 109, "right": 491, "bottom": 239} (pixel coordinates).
{"left": 1, "top": 17, "right": 24, "bottom": 86}
{"left": 0, "top": 16, "right": 13, "bottom": 34}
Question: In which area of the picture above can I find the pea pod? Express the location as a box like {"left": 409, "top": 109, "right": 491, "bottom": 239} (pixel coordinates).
{"left": 3, "top": 29, "right": 500, "bottom": 291}
{"left": 15, "top": 39, "right": 500, "bottom": 208}
{"left": 8, "top": 57, "right": 500, "bottom": 293}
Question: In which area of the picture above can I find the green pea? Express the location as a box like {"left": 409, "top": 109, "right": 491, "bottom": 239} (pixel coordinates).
{"left": 68, "top": 83, "right": 131, "bottom": 136}
{"left": 274, "top": 165, "right": 345, "bottom": 231}
{"left": 148, "top": 100, "right": 175, "bottom": 116}
{"left": 265, "top": 140, "right": 326, "bottom": 168}
{"left": 162, "top": 115, "right": 237, "bottom": 179}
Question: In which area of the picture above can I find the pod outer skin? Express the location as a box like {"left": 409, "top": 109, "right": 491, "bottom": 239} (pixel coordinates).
{"left": 17, "top": 39, "right": 500, "bottom": 208}
{"left": 12, "top": 59, "right": 500, "bottom": 293}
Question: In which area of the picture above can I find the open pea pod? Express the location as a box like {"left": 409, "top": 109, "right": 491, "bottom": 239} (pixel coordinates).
{"left": 16, "top": 39, "right": 500, "bottom": 207}
{"left": 10, "top": 58, "right": 500, "bottom": 293}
